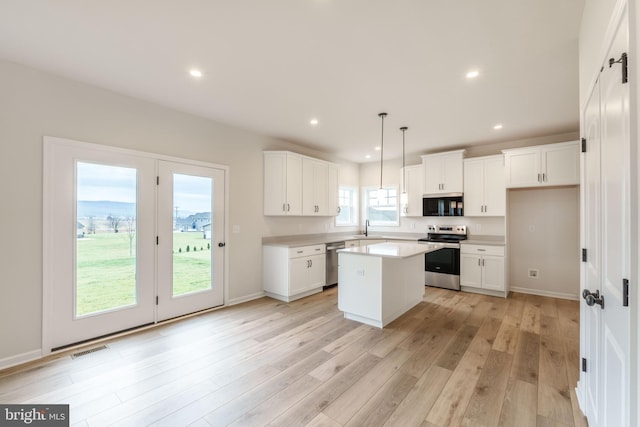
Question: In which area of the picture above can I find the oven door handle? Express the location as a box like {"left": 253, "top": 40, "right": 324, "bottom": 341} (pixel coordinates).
{"left": 423, "top": 242, "right": 460, "bottom": 249}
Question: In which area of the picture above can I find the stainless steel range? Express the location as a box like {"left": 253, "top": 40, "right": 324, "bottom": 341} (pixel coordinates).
{"left": 418, "top": 225, "right": 467, "bottom": 290}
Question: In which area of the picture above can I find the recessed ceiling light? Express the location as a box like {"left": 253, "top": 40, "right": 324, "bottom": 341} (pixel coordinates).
{"left": 466, "top": 70, "right": 480, "bottom": 79}
{"left": 374, "top": 146, "right": 381, "bottom": 151}
{"left": 493, "top": 124, "right": 503, "bottom": 130}
{"left": 365, "top": 154, "right": 371, "bottom": 159}
{"left": 309, "top": 118, "right": 319, "bottom": 126}
{"left": 189, "top": 69, "right": 203, "bottom": 78}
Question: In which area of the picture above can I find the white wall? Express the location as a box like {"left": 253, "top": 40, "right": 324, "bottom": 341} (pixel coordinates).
{"left": 507, "top": 187, "right": 580, "bottom": 299}
{"left": 0, "top": 58, "right": 358, "bottom": 364}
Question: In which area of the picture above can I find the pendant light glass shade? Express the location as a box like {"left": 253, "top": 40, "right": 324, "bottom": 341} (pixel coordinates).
{"left": 400, "top": 126, "right": 408, "bottom": 206}
{"left": 377, "top": 112, "right": 387, "bottom": 200}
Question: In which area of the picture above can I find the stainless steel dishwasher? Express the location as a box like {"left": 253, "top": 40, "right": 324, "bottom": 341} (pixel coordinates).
{"left": 325, "top": 241, "right": 345, "bottom": 286}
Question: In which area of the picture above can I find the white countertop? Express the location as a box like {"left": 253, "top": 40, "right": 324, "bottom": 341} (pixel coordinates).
{"left": 338, "top": 242, "right": 443, "bottom": 259}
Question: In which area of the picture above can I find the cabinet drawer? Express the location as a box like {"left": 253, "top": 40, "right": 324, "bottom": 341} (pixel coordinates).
{"left": 461, "top": 244, "right": 504, "bottom": 256}
{"left": 345, "top": 240, "right": 360, "bottom": 248}
{"left": 289, "top": 244, "right": 326, "bottom": 258}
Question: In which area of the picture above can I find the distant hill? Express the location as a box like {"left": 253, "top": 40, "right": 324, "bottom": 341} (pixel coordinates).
{"left": 77, "top": 201, "right": 136, "bottom": 218}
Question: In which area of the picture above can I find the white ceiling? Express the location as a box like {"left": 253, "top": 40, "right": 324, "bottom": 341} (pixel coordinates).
{"left": 0, "top": 0, "right": 584, "bottom": 163}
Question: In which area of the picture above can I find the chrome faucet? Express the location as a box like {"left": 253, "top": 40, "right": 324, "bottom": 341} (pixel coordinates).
{"left": 364, "top": 219, "right": 370, "bottom": 237}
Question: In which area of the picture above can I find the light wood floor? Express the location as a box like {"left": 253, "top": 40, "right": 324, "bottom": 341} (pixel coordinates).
{"left": 0, "top": 287, "right": 588, "bottom": 427}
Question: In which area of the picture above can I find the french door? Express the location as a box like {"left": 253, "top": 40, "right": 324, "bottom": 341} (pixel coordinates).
{"left": 156, "top": 161, "right": 225, "bottom": 321}
{"left": 44, "top": 137, "right": 226, "bottom": 351}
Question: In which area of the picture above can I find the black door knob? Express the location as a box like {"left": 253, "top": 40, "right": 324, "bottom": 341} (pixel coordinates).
{"left": 218, "top": 242, "right": 226, "bottom": 247}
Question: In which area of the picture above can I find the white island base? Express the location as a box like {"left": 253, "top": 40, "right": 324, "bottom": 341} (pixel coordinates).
{"left": 338, "top": 242, "right": 442, "bottom": 328}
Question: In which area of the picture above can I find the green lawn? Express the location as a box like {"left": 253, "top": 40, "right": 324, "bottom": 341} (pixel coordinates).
{"left": 76, "top": 231, "right": 212, "bottom": 316}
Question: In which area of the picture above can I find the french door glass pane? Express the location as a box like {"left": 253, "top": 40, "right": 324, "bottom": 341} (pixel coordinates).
{"left": 173, "top": 174, "right": 212, "bottom": 296}
{"left": 76, "top": 162, "right": 137, "bottom": 317}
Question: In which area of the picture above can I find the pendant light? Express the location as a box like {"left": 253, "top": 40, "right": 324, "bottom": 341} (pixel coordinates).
{"left": 377, "top": 112, "right": 387, "bottom": 200}
{"left": 400, "top": 126, "right": 409, "bottom": 206}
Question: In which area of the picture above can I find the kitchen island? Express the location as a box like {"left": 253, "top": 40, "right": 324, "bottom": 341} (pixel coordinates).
{"left": 337, "top": 241, "right": 443, "bottom": 328}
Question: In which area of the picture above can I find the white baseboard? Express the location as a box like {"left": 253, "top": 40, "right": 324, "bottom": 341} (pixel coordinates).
{"left": 510, "top": 286, "right": 579, "bottom": 301}
{"left": 227, "top": 291, "right": 265, "bottom": 306}
{"left": 0, "top": 349, "right": 42, "bottom": 371}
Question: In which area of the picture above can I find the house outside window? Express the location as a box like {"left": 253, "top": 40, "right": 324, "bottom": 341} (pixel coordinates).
{"left": 364, "top": 186, "right": 399, "bottom": 226}
{"left": 336, "top": 186, "right": 358, "bottom": 226}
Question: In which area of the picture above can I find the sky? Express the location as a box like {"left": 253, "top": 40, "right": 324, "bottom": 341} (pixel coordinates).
{"left": 76, "top": 162, "right": 213, "bottom": 215}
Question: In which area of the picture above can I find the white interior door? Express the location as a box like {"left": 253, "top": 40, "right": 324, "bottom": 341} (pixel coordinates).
{"left": 598, "top": 11, "right": 630, "bottom": 426}
{"left": 44, "top": 138, "right": 156, "bottom": 351}
{"left": 581, "top": 74, "right": 602, "bottom": 424}
{"left": 156, "top": 161, "right": 226, "bottom": 321}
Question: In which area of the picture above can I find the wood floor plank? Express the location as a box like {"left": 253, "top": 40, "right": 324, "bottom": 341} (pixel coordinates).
{"left": 344, "top": 371, "right": 417, "bottom": 427}
{"left": 306, "top": 412, "right": 342, "bottom": 427}
{"left": 492, "top": 317, "right": 519, "bottom": 354}
{"left": 498, "top": 379, "right": 537, "bottom": 427}
{"left": 539, "top": 335, "right": 569, "bottom": 391}
{"left": 461, "top": 350, "right": 513, "bottom": 427}
{"left": 537, "top": 383, "right": 574, "bottom": 426}
{"left": 201, "top": 350, "right": 334, "bottom": 426}
{"left": 521, "top": 302, "right": 541, "bottom": 334}
{"left": 434, "top": 323, "right": 479, "bottom": 371}
{"left": 540, "top": 314, "right": 562, "bottom": 337}
{"left": 323, "top": 347, "right": 412, "bottom": 424}
{"left": 511, "top": 330, "right": 540, "bottom": 385}
{"left": 384, "top": 365, "right": 452, "bottom": 427}
{"left": 425, "top": 328, "right": 493, "bottom": 427}
{"left": 399, "top": 327, "right": 455, "bottom": 379}
{"left": 268, "top": 352, "right": 381, "bottom": 427}
{"left": 228, "top": 374, "right": 322, "bottom": 427}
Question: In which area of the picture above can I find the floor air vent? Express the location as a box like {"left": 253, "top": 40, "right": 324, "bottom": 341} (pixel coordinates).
{"left": 71, "top": 345, "right": 108, "bottom": 359}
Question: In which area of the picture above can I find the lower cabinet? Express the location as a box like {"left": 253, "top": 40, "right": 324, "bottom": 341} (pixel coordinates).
{"left": 460, "top": 244, "right": 506, "bottom": 296}
{"left": 358, "top": 239, "right": 386, "bottom": 246}
{"left": 263, "top": 244, "right": 326, "bottom": 302}
{"left": 345, "top": 240, "right": 360, "bottom": 248}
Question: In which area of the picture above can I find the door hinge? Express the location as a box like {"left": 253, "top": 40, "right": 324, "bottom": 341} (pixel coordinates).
{"left": 157, "top": 176, "right": 159, "bottom": 185}
{"left": 623, "top": 278, "right": 629, "bottom": 307}
{"left": 156, "top": 236, "right": 159, "bottom": 245}
{"left": 156, "top": 296, "right": 159, "bottom": 305}
{"left": 582, "top": 248, "right": 587, "bottom": 262}
{"left": 581, "top": 138, "right": 587, "bottom": 153}
{"left": 609, "top": 52, "right": 628, "bottom": 84}
{"left": 582, "top": 357, "right": 587, "bottom": 372}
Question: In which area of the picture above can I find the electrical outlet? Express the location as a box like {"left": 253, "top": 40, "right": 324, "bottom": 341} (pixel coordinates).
{"left": 356, "top": 269, "right": 365, "bottom": 277}
{"left": 528, "top": 268, "right": 539, "bottom": 279}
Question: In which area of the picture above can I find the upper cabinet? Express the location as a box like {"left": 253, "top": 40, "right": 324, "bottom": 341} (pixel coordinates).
{"left": 463, "top": 155, "right": 506, "bottom": 216}
{"left": 327, "top": 164, "right": 339, "bottom": 216}
{"left": 264, "top": 151, "right": 339, "bottom": 216}
{"left": 264, "top": 151, "right": 303, "bottom": 215}
{"left": 400, "top": 164, "right": 424, "bottom": 216}
{"left": 421, "top": 150, "right": 465, "bottom": 194}
{"left": 302, "top": 157, "right": 328, "bottom": 215}
{"left": 502, "top": 141, "right": 580, "bottom": 188}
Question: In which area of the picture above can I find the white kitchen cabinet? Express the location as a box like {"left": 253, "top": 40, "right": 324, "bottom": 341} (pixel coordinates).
{"left": 327, "top": 163, "right": 340, "bottom": 216}
{"left": 264, "top": 151, "right": 303, "bottom": 215}
{"left": 400, "top": 164, "right": 424, "bottom": 216}
{"left": 264, "top": 151, "right": 338, "bottom": 216}
{"left": 302, "top": 157, "right": 329, "bottom": 215}
{"left": 263, "top": 244, "right": 326, "bottom": 302}
{"left": 460, "top": 244, "right": 505, "bottom": 295}
{"left": 463, "top": 155, "right": 505, "bottom": 216}
{"left": 503, "top": 141, "right": 580, "bottom": 188}
{"left": 345, "top": 240, "right": 360, "bottom": 248}
{"left": 421, "top": 150, "right": 465, "bottom": 194}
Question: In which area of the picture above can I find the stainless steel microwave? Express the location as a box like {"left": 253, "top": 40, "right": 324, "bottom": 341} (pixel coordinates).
{"left": 422, "top": 193, "right": 464, "bottom": 216}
